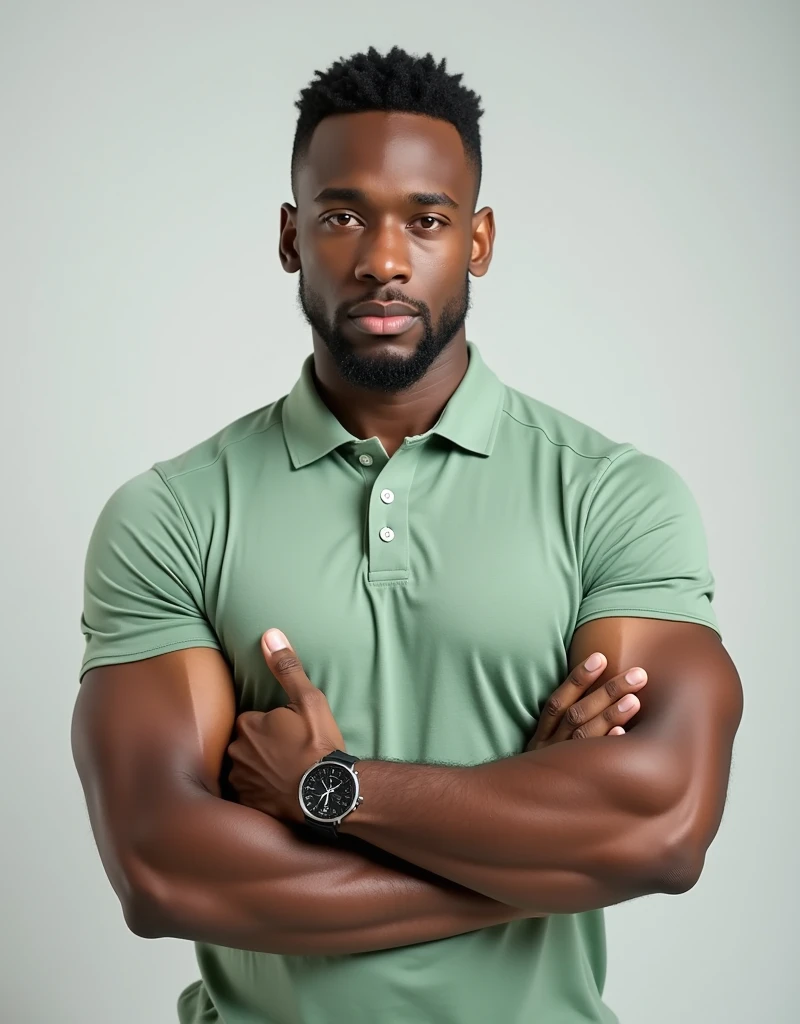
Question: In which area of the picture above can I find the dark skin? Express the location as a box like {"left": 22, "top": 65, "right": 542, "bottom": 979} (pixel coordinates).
{"left": 236, "top": 618, "right": 743, "bottom": 911}
{"left": 239, "top": 110, "right": 743, "bottom": 903}
{"left": 279, "top": 109, "right": 494, "bottom": 456}
{"left": 72, "top": 110, "right": 744, "bottom": 953}
{"left": 72, "top": 647, "right": 644, "bottom": 954}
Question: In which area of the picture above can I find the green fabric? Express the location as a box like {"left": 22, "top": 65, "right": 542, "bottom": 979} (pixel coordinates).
{"left": 80, "top": 341, "right": 720, "bottom": 1024}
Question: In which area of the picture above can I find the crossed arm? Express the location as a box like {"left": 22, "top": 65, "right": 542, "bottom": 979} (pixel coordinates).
{"left": 339, "top": 617, "right": 743, "bottom": 911}
{"left": 72, "top": 617, "right": 742, "bottom": 956}
{"left": 74, "top": 646, "right": 530, "bottom": 956}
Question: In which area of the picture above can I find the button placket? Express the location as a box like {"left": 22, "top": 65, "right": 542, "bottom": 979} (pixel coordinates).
{"left": 366, "top": 443, "right": 423, "bottom": 582}
{"left": 353, "top": 441, "right": 387, "bottom": 479}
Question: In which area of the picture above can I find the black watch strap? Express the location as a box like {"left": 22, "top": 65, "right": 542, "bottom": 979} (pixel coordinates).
{"left": 304, "top": 819, "right": 340, "bottom": 838}
{"left": 322, "top": 750, "right": 359, "bottom": 766}
{"left": 302, "top": 750, "right": 360, "bottom": 838}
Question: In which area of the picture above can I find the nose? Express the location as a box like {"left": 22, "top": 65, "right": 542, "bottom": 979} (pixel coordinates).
{"left": 354, "top": 220, "right": 411, "bottom": 285}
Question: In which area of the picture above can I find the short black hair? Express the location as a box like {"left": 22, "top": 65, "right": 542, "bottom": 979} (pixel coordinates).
{"left": 291, "top": 46, "right": 484, "bottom": 202}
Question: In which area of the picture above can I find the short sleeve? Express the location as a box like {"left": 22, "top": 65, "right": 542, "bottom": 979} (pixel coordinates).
{"left": 79, "top": 467, "right": 222, "bottom": 682}
{"left": 575, "top": 448, "right": 721, "bottom": 639}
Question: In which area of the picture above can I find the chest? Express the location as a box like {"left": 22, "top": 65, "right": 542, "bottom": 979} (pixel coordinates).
{"left": 205, "top": 445, "right": 582, "bottom": 762}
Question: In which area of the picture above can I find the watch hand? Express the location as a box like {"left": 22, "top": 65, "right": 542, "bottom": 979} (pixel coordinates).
{"left": 314, "top": 788, "right": 332, "bottom": 810}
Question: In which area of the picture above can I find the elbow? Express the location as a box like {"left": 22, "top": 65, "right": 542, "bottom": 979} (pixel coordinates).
{"left": 117, "top": 851, "right": 175, "bottom": 939}
{"left": 124, "top": 889, "right": 166, "bottom": 939}
{"left": 619, "top": 814, "right": 704, "bottom": 897}
{"left": 637, "top": 823, "right": 704, "bottom": 895}
{"left": 117, "top": 799, "right": 202, "bottom": 939}
{"left": 654, "top": 842, "right": 704, "bottom": 895}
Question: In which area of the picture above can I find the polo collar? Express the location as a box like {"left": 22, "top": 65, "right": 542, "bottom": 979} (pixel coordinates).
{"left": 282, "top": 341, "right": 506, "bottom": 470}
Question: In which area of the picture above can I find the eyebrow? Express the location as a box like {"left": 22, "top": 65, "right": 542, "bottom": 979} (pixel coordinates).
{"left": 313, "top": 187, "right": 459, "bottom": 210}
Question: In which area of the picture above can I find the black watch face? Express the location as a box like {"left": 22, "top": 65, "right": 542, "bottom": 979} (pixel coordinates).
{"left": 302, "top": 762, "right": 357, "bottom": 820}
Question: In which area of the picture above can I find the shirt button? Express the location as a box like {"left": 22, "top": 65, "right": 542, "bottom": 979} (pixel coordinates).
{"left": 358, "top": 454, "right": 373, "bottom": 466}
{"left": 380, "top": 489, "right": 394, "bottom": 504}
{"left": 379, "top": 527, "right": 395, "bottom": 542}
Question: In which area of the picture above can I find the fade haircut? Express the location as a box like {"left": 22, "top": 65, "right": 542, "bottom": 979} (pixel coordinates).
{"left": 291, "top": 46, "right": 484, "bottom": 203}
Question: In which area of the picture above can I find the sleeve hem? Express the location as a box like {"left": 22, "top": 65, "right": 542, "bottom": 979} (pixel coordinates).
{"left": 79, "top": 637, "right": 223, "bottom": 683}
{"left": 574, "top": 606, "right": 721, "bottom": 639}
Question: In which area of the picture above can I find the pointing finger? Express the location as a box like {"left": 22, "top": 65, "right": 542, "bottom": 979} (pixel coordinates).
{"left": 261, "top": 629, "right": 319, "bottom": 706}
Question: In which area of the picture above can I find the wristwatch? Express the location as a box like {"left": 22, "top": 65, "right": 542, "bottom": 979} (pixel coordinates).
{"left": 298, "top": 750, "right": 362, "bottom": 838}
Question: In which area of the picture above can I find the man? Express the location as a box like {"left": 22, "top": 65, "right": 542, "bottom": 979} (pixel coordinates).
{"left": 72, "top": 46, "right": 743, "bottom": 1024}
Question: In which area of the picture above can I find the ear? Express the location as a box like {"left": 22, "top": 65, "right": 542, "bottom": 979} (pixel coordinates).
{"left": 279, "top": 202, "right": 301, "bottom": 273}
{"left": 468, "top": 206, "right": 495, "bottom": 278}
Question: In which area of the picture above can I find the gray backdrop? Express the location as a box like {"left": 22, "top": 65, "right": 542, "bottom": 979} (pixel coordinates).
{"left": 2, "top": 2, "right": 796, "bottom": 1021}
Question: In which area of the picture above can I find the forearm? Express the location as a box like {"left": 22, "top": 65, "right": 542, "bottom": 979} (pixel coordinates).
{"left": 340, "top": 737, "right": 686, "bottom": 912}
{"left": 127, "top": 784, "right": 538, "bottom": 955}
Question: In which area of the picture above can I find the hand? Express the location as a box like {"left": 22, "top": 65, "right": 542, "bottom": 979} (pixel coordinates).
{"left": 227, "top": 629, "right": 346, "bottom": 822}
{"left": 526, "top": 653, "right": 648, "bottom": 752}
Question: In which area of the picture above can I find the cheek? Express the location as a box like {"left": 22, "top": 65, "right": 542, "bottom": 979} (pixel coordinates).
{"left": 413, "top": 235, "right": 468, "bottom": 282}
{"left": 413, "top": 253, "right": 466, "bottom": 308}
{"left": 300, "top": 228, "right": 358, "bottom": 278}
{"left": 298, "top": 254, "right": 343, "bottom": 310}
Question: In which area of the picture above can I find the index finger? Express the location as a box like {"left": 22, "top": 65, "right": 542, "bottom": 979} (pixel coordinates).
{"left": 535, "top": 652, "right": 608, "bottom": 743}
{"left": 260, "top": 631, "right": 320, "bottom": 706}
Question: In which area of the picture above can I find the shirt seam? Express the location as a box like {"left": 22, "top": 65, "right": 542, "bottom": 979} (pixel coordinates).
{"left": 576, "top": 606, "right": 716, "bottom": 622}
{"left": 578, "top": 447, "right": 642, "bottom": 591}
{"left": 151, "top": 466, "right": 214, "bottom": 621}
{"left": 160, "top": 414, "right": 284, "bottom": 483}
{"left": 152, "top": 466, "right": 204, "bottom": 563}
{"left": 81, "top": 637, "right": 222, "bottom": 664}
{"left": 501, "top": 409, "right": 633, "bottom": 463}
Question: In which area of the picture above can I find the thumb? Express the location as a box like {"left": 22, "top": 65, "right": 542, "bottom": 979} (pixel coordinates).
{"left": 261, "top": 629, "right": 319, "bottom": 706}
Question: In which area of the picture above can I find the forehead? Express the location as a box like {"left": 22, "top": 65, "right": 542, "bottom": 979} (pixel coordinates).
{"left": 297, "top": 110, "right": 473, "bottom": 201}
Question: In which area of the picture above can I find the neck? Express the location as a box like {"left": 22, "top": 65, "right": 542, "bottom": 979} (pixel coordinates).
{"left": 310, "top": 332, "right": 469, "bottom": 458}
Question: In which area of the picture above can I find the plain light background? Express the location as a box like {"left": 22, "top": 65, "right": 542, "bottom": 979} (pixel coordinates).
{"left": 2, "top": 2, "right": 796, "bottom": 1021}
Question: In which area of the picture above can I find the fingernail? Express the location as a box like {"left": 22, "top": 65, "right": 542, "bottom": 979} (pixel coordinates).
{"left": 264, "top": 629, "right": 289, "bottom": 652}
{"left": 618, "top": 694, "right": 638, "bottom": 712}
{"left": 625, "top": 668, "right": 647, "bottom": 685}
{"left": 584, "top": 653, "right": 604, "bottom": 672}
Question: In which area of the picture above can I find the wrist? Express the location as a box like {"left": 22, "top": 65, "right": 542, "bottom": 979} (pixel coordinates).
{"left": 299, "top": 750, "right": 363, "bottom": 837}
{"left": 337, "top": 759, "right": 376, "bottom": 835}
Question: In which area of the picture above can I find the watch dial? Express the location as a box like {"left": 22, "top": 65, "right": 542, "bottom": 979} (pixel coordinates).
{"left": 302, "top": 763, "right": 357, "bottom": 820}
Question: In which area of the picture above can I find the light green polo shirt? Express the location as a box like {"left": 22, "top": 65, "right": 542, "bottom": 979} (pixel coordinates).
{"left": 79, "top": 340, "right": 720, "bottom": 1024}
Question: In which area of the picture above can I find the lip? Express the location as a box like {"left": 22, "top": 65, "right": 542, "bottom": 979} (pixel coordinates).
{"left": 349, "top": 314, "right": 419, "bottom": 336}
{"left": 347, "top": 300, "right": 419, "bottom": 318}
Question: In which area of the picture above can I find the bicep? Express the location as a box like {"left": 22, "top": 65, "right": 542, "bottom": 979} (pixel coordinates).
{"left": 568, "top": 616, "right": 743, "bottom": 851}
{"left": 71, "top": 647, "right": 236, "bottom": 904}
{"left": 568, "top": 616, "right": 741, "bottom": 739}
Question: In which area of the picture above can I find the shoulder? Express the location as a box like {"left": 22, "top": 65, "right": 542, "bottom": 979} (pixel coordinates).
{"left": 499, "top": 382, "right": 634, "bottom": 468}
{"left": 90, "top": 398, "right": 285, "bottom": 543}
{"left": 152, "top": 398, "right": 285, "bottom": 485}
{"left": 496, "top": 381, "right": 700, "bottom": 505}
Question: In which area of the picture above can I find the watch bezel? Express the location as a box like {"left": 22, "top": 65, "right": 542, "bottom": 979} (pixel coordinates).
{"left": 298, "top": 758, "right": 361, "bottom": 825}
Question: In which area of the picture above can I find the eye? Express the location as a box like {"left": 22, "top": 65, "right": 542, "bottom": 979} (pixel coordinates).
{"left": 414, "top": 215, "right": 445, "bottom": 231}
{"left": 321, "top": 212, "right": 446, "bottom": 232}
{"left": 321, "top": 212, "right": 361, "bottom": 229}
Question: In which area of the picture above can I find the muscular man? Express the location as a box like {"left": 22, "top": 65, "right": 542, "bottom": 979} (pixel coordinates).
{"left": 72, "top": 46, "right": 743, "bottom": 1024}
